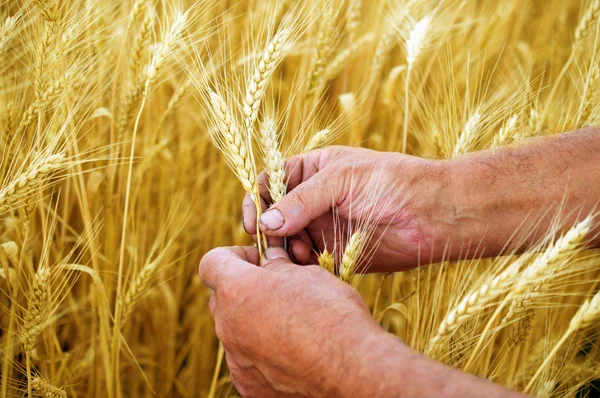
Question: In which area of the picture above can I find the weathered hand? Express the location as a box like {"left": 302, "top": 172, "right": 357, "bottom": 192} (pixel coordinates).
{"left": 199, "top": 245, "right": 387, "bottom": 397}
{"left": 242, "top": 146, "right": 449, "bottom": 271}
{"left": 199, "top": 245, "right": 527, "bottom": 398}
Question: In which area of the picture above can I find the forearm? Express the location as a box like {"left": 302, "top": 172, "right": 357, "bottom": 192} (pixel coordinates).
{"left": 432, "top": 127, "right": 600, "bottom": 261}
{"left": 339, "top": 328, "right": 525, "bottom": 397}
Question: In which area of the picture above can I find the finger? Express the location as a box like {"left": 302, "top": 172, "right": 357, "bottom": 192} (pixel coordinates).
{"left": 208, "top": 292, "right": 216, "bottom": 318}
{"left": 288, "top": 230, "right": 315, "bottom": 265}
{"left": 258, "top": 170, "right": 343, "bottom": 237}
{"left": 242, "top": 194, "right": 268, "bottom": 235}
{"left": 199, "top": 246, "right": 260, "bottom": 291}
{"left": 260, "top": 246, "right": 294, "bottom": 270}
{"left": 282, "top": 149, "right": 334, "bottom": 191}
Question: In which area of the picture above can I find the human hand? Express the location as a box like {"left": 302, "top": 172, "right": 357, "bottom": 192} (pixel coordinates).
{"left": 199, "top": 245, "right": 527, "bottom": 398}
{"left": 242, "top": 146, "right": 450, "bottom": 271}
{"left": 199, "top": 245, "right": 390, "bottom": 397}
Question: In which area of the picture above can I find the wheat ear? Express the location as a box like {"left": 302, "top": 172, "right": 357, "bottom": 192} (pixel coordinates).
{"left": 244, "top": 27, "right": 290, "bottom": 133}
{"left": 452, "top": 112, "right": 482, "bottom": 156}
{"left": 426, "top": 257, "right": 524, "bottom": 358}
{"left": 304, "top": 128, "right": 331, "bottom": 152}
{"left": 129, "top": 7, "right": 155, "bottom": 78}
{"left": 318, "top": 249, "right": 335, "bottom": 274}
{"left": 120, "top": 260, "right": 159, "bottom": 324}
{"left": 581, "top": 63, "right": 599, "bottom": 123}
{"left": 208, "top": 90, "right": 257, "bottom": 197}
{"left": 491, "top": 115, "right": 518, "bottom": 147}
{"left": 31, "top": 376, "right": 67, "bottom": 398}
{"left": 33, "top": 0, "right": 60, "bottom": 27}
{"left": 260, "top": 117, "right": 286, "bottom": 203}
{"left": 307, "top": 7, "right": 335, "bottom": 97}
{"left": 501, "top": 217, "right": 592, "bottom": 327}
{"left": 403, "top": 16, "right": 432, "bottom": 153}
{"left": 0, "top": 16, "right": 17, "bottom": 60}
{"left": 345, "top": 0, "right": 361, "bottom": 43}
{"left": 325, "top": 34, "right": 374, "bottom": 82}
{"left": 340, "top": 231, "right": 365, "bottom": 283}
{"left": 21, "top": 267, "right": 51, "bottom": 354}
{"left": 525, "top": 290, "right": 600, "bottom": 393}
{"left": 573, "top": 0, "right": 600, "bottom": 49}
{"left": 0, "top": 154, "right": 67, "bottom": 215}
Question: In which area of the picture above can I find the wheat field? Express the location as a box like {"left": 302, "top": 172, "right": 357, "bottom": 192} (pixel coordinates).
{"left": 1, "top": 0, "right": 600, "bottom": 396}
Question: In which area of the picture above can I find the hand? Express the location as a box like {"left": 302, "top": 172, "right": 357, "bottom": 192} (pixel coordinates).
{"left": 199, "top": 246, "right": 527, "bottom": 398}
{"left": 242, "top": 146, "right": 450, "bottom": 271}
{"left": 199, "top": 245, "right": 387, "bottom": 397}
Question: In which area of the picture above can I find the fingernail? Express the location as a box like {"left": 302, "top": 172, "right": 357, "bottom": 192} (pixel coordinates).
{"left": 259, "top": 209, "right": 284, "bottom": 231}
{"left": 264, "top": 247, "right": 289, "bottom": 260}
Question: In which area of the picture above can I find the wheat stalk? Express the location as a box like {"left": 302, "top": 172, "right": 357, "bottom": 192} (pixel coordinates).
{"left": 260, "top": 117, "right": 286, "bottom": 203}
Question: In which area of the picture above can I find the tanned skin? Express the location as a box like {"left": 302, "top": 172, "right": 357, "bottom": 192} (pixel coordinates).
{"left": 199, "top": 127, "right": 600, "bottom": 397}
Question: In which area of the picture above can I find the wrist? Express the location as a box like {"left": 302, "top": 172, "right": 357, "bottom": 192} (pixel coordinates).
{"left": 336, "top": 324, "right": 526, "bottom": 398}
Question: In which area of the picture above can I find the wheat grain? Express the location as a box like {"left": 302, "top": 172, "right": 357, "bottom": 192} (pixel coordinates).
{"left": 260, "top": 117, "right": 286, "bottom": 203}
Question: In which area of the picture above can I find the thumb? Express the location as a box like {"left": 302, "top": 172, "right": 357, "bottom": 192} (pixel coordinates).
{"left": 258, "top": 171, "right": 341, "bottom": 237}
{"left": 260, "top": 246, "right": 293, "bottom": 269}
